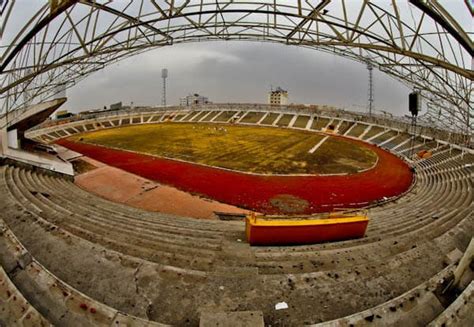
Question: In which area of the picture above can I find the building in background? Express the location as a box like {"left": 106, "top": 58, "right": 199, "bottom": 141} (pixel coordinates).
{"left": 268, "top": 87, "right": 288, "bottom": 105}
{"left": 180, "top": 93, "right": 211, "bottom": 106}
{"left": 109, "top": 101, "right": 123, "bottom": 110}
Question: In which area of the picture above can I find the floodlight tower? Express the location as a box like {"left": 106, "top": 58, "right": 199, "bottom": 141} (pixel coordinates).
{"left": 367, "top": 62, "right": 374, "bottom": 116}
{"left": 161, "top": 68, "right": 168, "bottom": 107}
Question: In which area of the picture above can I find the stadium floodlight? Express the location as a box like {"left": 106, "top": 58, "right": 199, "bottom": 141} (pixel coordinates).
{"left": 161, "top": 69, "right": 168, "bottom": 107}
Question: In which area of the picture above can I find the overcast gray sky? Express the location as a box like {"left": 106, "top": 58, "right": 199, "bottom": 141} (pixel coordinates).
{"left": 67, "top": 41, "right": 411, "bottom": 116}
{"left": 4, "top": 1, "right": 470, "bottom": 117}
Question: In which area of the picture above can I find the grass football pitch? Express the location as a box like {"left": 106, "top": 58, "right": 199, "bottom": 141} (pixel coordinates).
{"left": 69, "top": 122, "right": 377, "bottom": 175}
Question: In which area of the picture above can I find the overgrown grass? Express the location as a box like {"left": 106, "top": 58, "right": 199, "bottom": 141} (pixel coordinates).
{"left": 69, "top": 122, "right": 377, "bottom": 175}
{"left": 293, "top": 115, "right": 310, "bottom": 128}
{"left": 337, "top": 121, "right": 353, "bottom": 134}
{"left": 241, "top": 112, "right": 266, "bottom": 123}
{"left": 362, "top": 126, "right": 385, "bottom": 140}
{"left": 347, "top": 123, "right": 368, "bottom": 137}
{"left": 276, "top": 114, "right": 294, "bottom": 127}
{"left": 311, "top": 117, "right": 329, "bottom": 130}
{"left": 214, "top": 111, "right": 237, "bottom": 122}
{"left": 201, "top": 111, "right": 220, "bottom": 122}
{"left": 190, "top": 111, "right": 209, "bottom": 121}
{"left": 260, "top": 113, "right": 280, "bottom": 125}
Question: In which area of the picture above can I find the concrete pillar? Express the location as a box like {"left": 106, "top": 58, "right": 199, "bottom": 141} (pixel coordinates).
{"left": 0, "top": 128, "right": 8, "bottom": 155}
{"left": 453, "top": 238, "right": 474, "bottom": 291}
{"left": 7, "top": 129, "right": 19, "bottom": 149}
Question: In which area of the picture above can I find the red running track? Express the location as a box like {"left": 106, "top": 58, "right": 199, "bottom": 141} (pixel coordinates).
{"left": 57, "top": 137, "right": 413, "bottom": 215}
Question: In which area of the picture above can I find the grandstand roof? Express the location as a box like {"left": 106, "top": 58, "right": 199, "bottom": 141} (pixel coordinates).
{"left": 0, "top": 1, "right": 472, "bottom": 134}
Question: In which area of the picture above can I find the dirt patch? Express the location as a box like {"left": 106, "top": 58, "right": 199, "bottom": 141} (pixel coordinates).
{"left": 269, "top": 194, "right": 309, "bottom": 213}
{"left": 71, "top": 158, "right": 98, "bottom": 174}
{"left": 73, "top": 160, "right": 252, "bottom": 219}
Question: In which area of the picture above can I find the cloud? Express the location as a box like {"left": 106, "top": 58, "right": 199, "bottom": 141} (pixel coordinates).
{"left": 67, "top": 41, "right": 410, "bottom": 116}
{"left": 3, "top": 1, "right": 467, "bottom": 118}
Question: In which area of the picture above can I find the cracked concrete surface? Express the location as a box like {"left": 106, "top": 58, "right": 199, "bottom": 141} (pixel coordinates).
{"left": 1, "top": 163, "right": 472, "bottom": 325}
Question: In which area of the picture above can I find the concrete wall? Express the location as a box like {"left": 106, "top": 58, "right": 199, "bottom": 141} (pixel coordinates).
{"left": 0, "top": 98, "right": 73, "bottom": 176}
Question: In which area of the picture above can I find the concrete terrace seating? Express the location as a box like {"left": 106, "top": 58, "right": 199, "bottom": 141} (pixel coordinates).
{"left": 336, "top": 121, "right": 354, "bottom": 135}
{"left": 7, "top": 107, "right": 474, "bottom": 324}
{"left": 0, "top": 210, "right": 168, "bottom": 326}
{"left": 0, "top": 264, "right": 49, "bottom": 326}
{"left": 0, "top": 139, "right": 472, "bottom": 324}
{"left": 346, "top": 123, "right": 369, "bottom": 138}
{"left": 381, "top": 133, "right": 411, "bottom": 150}
{"left": 428, "top": 281, "right": 474, "bottom": 327}
{"left": 311, "top": 264, "right": 455, "bottom": 327}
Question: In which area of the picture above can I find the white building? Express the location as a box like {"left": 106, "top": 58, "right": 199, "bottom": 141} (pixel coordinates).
{"left": 180, "top": 93, "right": 210, "bottom": 106}
{"left": 267, "top": 87, "right": 288, "bottom": 105}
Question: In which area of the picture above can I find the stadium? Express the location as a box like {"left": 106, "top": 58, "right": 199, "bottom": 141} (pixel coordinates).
{"left": 0, "top": 1, "right": 473, "bottom": 326}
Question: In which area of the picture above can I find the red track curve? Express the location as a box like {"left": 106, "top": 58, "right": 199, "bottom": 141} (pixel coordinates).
{"left": 57, "top": 136, "right": 413, "bottom": 215}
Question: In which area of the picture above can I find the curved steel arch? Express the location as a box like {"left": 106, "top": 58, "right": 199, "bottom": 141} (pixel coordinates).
{"left": 1, "top": 0, "right": 472, "bottom": 135}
